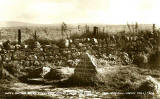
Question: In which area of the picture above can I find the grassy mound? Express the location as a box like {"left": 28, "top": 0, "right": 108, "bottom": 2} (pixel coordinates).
{"left": 98, "top": 67, "right": 144, "bottom": 92}
{"left": 59, "top": 67, "right": 145, "bottom": 91}
{"left": 59, "top": 66, "right": 157, "bottom": 98}
{"left": 58, "top": 74, "right": 105, "bottom": 88}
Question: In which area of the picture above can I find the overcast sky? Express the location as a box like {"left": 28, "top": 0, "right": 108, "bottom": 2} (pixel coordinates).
{"left": 0, "top": 0, "right": 160, "bottom": 24}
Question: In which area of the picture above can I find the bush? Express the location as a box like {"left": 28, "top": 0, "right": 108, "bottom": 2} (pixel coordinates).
{"left": 24, "top": 39, "right": 36, "bottom": 49}
{"left": 105, "top": 67, "right": 143, "bottom": 92}
{"left": 121, "top": 80, "right": 156, "bottom": 99}
{"left": 37, "top": 39, "right": 54, "bottom": 46}
{"left": 4, "top": 61, "right": 23, "bottom": 78}
{"left": 70, "top": 33, "right": 82, "bottom": 39}
{"left": 137, "top": 80, "right": 157, "bottom": 93}
{"left": 59, "top": 67, "right": 144, "bottom": 92}
{"left": 44, "top": 68, "right": 65, "bottom": 80}
{"left": 24, "top": 38, "right": 54, "bottom": 47}
{"left": 133, "top": 53, "right": 148, "bottom": 68}
{"left": 149, "top": 51, "right": 160, "bottom": 69}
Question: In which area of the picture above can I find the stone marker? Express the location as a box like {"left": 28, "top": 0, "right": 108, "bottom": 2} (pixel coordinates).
{"left": 93, "top": 26, "right": 98, "bottom": 36}
{"left": 74, "top": 52, "right": 98, "bottom": 82}
{"left": 18, "top": 29, "right": 21, "bottom": 44}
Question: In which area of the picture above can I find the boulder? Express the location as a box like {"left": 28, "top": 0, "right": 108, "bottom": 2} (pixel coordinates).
{"left": 52, "top": 44, "right": 59, "bottom": 49}
{"left": 43, "top": 67, "right": 74, "bottom": 80}
{"left": 120, "top": 52, "right": 132, "bottom": 65}
{"left": 41, "top": 66, "right": 51, "bottom": 78}
{"left": 65, "top": 39, "right": 70, "bottom": 48}
{"left": 34, "top": 41, "right": 41, "bottom": 48}
{"left": 3, "top": 40, "right": 11, "bottom": 50}
{"left": 93, "top": 38, "right": 98, "bottom": 44}
{"left": 27, "top": 67, "right": 42, "bottom": 78}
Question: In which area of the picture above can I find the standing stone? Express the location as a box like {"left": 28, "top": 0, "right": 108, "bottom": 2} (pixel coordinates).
{"left": 34, "top": 31, "right": 37, "bottom": 40}
{"left": 93, "top": 26, "right": 98, "bottom": 36}
{"left": 18, "top": 29, "right": 21, "bottom": 44}
{"left": 153, "top": 24, "right": 156, "bottom": 34}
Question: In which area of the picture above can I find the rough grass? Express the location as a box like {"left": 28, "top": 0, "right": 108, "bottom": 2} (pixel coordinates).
{"left": 1, "top": 28, "right": 159, "bottom": 98}
{"left": 56, "top": 66, "right": 159, "bottom": 98}
{"left": 1, "top": 94, "right": 53, "bottom": 99}
{"left": 100, "top": 67, "right": 145, "bottom": 91}
{"left": 1, "top": 62, "right": 159, "bottom": 99}
{"left": 58, "top": 66, "right": 144, "bottom": 91}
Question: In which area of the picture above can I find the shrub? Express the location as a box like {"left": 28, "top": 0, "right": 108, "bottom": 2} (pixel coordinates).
{"left": 59, "top": 67, "right": 144, "bottom": 92}
{"left": 104, "top": 67, "right": 144, "bottom": 92}
{"left": 149, "top": 51, "right": 160, "bottom": 69}
{"left": 4, "top": 61, "right": 22, "bottom": 77}
{"left": 44, "top": 68, "right": 65, "bottom": 80}
{"left": 133, "top": 53, "right": 148, "bottom": 68}
{"left": 70, "top": 33, "right": 82, "bottom": 39}
{"left": 121, "top": 80, "right": 156, "bottom": 99}
{"left": 137, "top": 80, "right": 157, "bottom": 93}
{"left": 24, "top": 38, "right": 36, "bottom": 49}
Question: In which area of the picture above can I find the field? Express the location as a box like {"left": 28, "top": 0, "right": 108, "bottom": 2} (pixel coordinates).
{"left": 0, "top": 23, "right": 153, "bottom": 42}
{"left": 0, "top": 23, "right": 160, "bottom": 99}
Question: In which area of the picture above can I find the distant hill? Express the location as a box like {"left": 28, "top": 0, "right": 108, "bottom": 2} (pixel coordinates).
{"left": 0, "top": 21, "right": 62, "bottom": 28}
{"left": 0, "top": 21, "right": 155, "bottom": 42}
{"left": 0, "top": 21, "right": 154, "bottom": 33}
{"left": 0, "top": 21, "right": 153, "bottom": 27}
{"left": 0, "top": 21, "right": 35, "bottom": 27}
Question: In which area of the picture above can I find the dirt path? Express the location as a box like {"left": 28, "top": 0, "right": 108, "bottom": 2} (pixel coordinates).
{"left": 6, "top": 82, "right": 118, "bottom": 98}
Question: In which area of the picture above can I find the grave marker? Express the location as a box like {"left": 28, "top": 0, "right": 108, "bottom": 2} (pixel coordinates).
{"left": 18, "top": 29, "right": 21, "bottom": 44}
{"left": 93, "top": 26, "right": 99, "bottom": 36}
{"left": 74, "top": 52, "right": 98, "bottom": 82}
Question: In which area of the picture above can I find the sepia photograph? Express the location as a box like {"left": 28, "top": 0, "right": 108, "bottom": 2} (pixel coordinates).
{"left": 0, "top": 0, "right": 160, "bottom": 98}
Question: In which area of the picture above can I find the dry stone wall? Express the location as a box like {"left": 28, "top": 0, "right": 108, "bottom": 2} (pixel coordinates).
{"left": 1, "top": 47, "right": 82, "bottom": 68}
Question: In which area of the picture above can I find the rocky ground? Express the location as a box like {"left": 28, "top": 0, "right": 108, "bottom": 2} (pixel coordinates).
{"left": 1, "top": 65, "right": 160, "bottom": 99}
{"left": 0, "top": 30, "right": 160, "bottom": 99}
{"left": 2, "top": 82, "right": 119, "bottom": 98}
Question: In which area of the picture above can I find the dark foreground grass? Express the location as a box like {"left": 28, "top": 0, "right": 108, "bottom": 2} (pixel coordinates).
{"left": 58, "top": 75, "right": 104, "bottom": 88}
{"left": 57, "top": 66, "right": 158, "bottom": 99}
{"left": 1, "top": 94, "right": 53, "bottom": 99}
